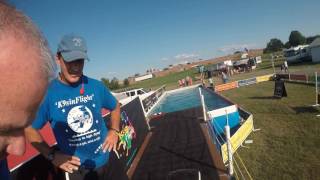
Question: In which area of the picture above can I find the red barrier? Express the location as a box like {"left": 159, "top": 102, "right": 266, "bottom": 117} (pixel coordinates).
{"left": 290, "top": 74, "right": 308, "bottom": 81}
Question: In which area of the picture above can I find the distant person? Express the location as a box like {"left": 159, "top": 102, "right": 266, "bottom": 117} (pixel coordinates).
{"left": 209, "top": 78, "right": 214, "bottom": 87}
{"left": 181, "top": 78, "right": 186, "bottom": 87}
{"left": 178, "top": 79, "right": 182, "bottom": 87}
{"left": 189, "top": 77, "right": 193, "bottom": 86}
{"left": 25, "top": 34, "right": 128, "bottom": 180}
{"left": 185, "top": 76, "right": 190, "bottom": 86}
{"left": 221, "top": 71, "right": 228, "bottom": 84}
{"left": 0, "top": 2, "right": 55, "bottom": 179}
{"left": 284, "top": 61, "right": 288, "bottom": 73}
{"left": 201, "top": 78, "right": 206, "bottom": 87}
{"left": 280, "top": 64, "right": 284, "bottom": 72}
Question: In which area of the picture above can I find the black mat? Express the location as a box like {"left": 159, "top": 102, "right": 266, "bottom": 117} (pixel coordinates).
{"left": 132, "top": 108, "right": 221, "bottom": 180}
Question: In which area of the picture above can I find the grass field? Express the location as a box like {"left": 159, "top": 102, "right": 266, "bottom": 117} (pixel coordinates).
{"left": 123, "top": 54, "right": 320, "bottom": 91}
{"left": 120, "top": 68, "right": 198, "bottom": 91}
{"left": 221, "top": 81, "right": 320, "bottom": 180}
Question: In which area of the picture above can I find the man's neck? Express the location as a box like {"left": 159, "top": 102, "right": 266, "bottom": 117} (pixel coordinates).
{"left": 58, "top": 73, "right": 81, "bottom": 86}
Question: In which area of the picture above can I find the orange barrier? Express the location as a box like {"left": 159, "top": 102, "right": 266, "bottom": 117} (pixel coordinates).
{"left": 214, "top": 81, "right": 238, "bottom": 92}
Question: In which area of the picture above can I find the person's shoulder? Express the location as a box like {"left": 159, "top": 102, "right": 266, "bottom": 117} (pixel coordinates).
{"left": 47, "top": 78, "right": 60, "bottom": 90}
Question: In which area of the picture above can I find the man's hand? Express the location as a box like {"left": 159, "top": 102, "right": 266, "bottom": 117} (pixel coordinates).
{"left": 52, "top": 151, "right": 81, "bottom": 173}
{"left": 102, "top": 130, "right": 119, "bottom": 153}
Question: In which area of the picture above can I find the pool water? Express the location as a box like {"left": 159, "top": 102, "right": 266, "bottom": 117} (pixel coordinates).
{"left": 150, "top": 87, "right": 232, "bottom": 115}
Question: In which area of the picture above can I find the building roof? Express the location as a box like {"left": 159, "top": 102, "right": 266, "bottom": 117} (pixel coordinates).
{"left": 310, "top": 38, "right": 320, "bottom": 48}
{"left": 233, "top": 58, "right": 249, "bottom": 66}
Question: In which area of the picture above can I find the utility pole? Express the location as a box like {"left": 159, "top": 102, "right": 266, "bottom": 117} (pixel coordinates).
{"left": 271, "top": 53, "right": 275, "bottom": 74}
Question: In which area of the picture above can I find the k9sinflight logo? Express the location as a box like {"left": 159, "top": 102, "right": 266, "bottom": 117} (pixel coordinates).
{"left": 67, "top": 105, "right": 93, "bottom": 133}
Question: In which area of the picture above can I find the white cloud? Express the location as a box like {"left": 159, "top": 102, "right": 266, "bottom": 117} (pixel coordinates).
{"left": 218, "top": 43, "right": 258, "bottom": 53}
{"left": 174, "top": 53, "right": 199, "bottom": 60}
{"left": 160, "top": 53, "right": 200, "bottom": 66}
{"left": 161, "top": 57, "right": 169, "bottom": 61}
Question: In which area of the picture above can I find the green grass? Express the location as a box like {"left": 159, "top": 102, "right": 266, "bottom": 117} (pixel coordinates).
{"left": 123, "top": 69, "right": 198, "bottom": 91}
{"left": 221, "top": 81, "right": 320, "bottom": 180}
{"left": 123, "top": 53, "right": 319, "bottom": 91}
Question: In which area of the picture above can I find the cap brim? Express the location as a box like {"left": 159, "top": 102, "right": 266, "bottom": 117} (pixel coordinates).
{"left": 61, "top": 51, "right": 89, "bottom": 62}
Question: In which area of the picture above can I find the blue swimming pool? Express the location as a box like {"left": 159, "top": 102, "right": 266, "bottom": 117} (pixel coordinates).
{"left": 149, "top": 86, "right": 232, "bottom": 115}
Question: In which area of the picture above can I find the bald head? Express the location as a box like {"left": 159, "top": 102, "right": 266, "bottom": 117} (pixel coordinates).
{"left": 0, "top": 1, "right": 55, "bottom": 79}
{"left": 0, "top": 1, "right": 55, "bottom": 159}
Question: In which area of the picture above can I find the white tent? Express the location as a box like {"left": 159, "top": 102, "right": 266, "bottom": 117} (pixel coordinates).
{"left": 310, "top": 38, "right": 320, "bottom": 63}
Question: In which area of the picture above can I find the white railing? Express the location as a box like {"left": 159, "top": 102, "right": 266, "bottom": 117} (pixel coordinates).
{"left": 199, "top": 87, "right": 254, "bottom": 180}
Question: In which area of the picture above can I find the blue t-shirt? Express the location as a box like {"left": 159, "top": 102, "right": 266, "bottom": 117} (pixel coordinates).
{"left": 0, "top": 159, "right": 10, "bottom": 180}
{"left": 32, "top": 76, "right": 117, "bottom": 169}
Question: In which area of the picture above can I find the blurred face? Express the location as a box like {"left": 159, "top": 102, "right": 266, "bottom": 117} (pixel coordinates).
{"left": 57, "top": 55, "right": 84, "bottom": 84}
{"left": 0, "top": 35, "right": 48, "bottom": 159}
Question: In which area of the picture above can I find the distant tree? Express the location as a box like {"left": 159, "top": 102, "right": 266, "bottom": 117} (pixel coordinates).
{"left": 264, "top": 38, "right": 284, "bottom": 53}
{"left": 234, "top": 51, "right": 242, "bottom": 54}
{"left": 284, "top": 41, "right": 291, "bottom": 49}
{"left": 123, "top": 78, "right": 129, "bottom": 87}
{"left": 289, "top": 30, "right": 306, "bottom": 47}
{"left": 101, "top": 78, "right": 110, "bottom": 87}
{"left": 109, "top": 77, "right": 119, "bottom": 90}
{"left": 134, "top": 73, "right": 140, "bottom": 77}
{"left": 306, "top": 35, "right": 320, "bottom": 44}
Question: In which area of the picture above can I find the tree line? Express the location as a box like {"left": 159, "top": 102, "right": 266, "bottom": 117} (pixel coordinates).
{"left": 101, "top": 77, "right": 129, "bottom": 90}
{"left": 264, "top": 30, "right": 320, "bottom": 53}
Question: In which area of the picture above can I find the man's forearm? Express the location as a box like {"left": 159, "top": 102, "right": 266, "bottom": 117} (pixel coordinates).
{"left": 110, "top": 102, "right": 121, "bottom": 131}
{"left": 25, "top": 126, "right": 53, "bottom": 158}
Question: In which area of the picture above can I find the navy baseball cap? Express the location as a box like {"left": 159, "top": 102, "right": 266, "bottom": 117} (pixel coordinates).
{"left": 57, "top": 34, "right": 89, "bottom": 62}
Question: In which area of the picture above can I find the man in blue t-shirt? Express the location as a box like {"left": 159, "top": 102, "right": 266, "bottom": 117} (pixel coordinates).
{"left": 25, "top": 34, "right": 128, "bottom": 180}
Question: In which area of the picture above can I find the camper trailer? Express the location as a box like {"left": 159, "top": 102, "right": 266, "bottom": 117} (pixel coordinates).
{"left": 283, "top": 45, "right": 311, "bottom": 63}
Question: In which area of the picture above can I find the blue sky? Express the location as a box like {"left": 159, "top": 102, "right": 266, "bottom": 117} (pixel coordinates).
{"left": 11, "top": 0, "right": 320, "bottom": 80}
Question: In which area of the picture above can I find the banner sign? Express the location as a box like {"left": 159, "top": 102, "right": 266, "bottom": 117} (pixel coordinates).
{"left": 237, "top": 77, "right": 257, "bottom": 87}
{"left": 221, "top": 115, "right": 254, "bottom": 163}
{"left": 274, "top": 80, "right": 287, "bottom": 98}
{"left": 256, "top": 74, "right": 273, "bottom": 83}
{"left": 142, "top": 86, "right": 165, "bottom": 112}
{"left": 290, "top": 74, "right": 308, "bottom": 81}
{"left": 104, "top": 97, "right": 149, "bottom": 171}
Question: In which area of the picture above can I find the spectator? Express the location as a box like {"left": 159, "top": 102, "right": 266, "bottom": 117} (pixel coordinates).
{"left": 189, "top": 77, "right": 193, "bottom": 86}
{"left": 222, "top": 71, "right": 228, "bottom": 84}
{"left": 185, "top": 76, "right": 190, "bottom": 86}
{"left": 25, "top": 34, "right": 128, "bottom": 180}
{"left": 178, "top": 79, "right": 182, "bottom": 87}
{"left": 209, "top": 78, "right": 214, "bottom": 87}
{"left": 181, "top": 78, "right": 186, "bottom": 87}
{"left": 284, "top": 61, "right": 288, "bottom": 73}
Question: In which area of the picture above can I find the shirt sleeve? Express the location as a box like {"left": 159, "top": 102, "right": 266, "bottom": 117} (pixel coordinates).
{"left": 101, "top": 83, "right": 117, "bottom": 111}
{"left": 32, "top": 94, "right": 50, "bottom": 129}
